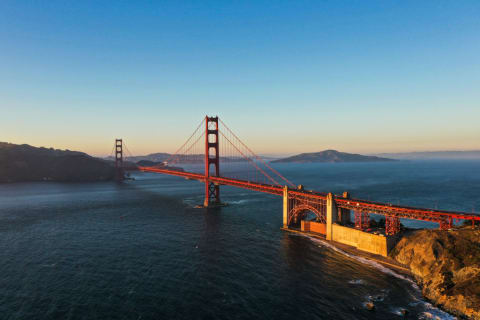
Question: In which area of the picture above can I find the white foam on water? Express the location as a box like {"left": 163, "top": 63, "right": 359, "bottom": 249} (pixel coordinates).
{"left": 228, "top": 199, "right": 251, "bottom": 205}
{"left": 182, "top": 198, "right": 205, "bottom": 208}
{"left": 182, "top": 199, "right": 197, "bottom": 206}
{"left": 390, "top": 307, "right": 404, "bottom": 316}
{"left": 420, "top": 302, "right": 456, "bottom": 320}
{"left": 348, "top": 279, "right": 365, "bottom": 285}
{"left": 41, "top": 263, "right": 57, "bottom": 268}
{"left": 299, "top": 234, "right": 456, "bottom": 320}
{"left": 366, "top": 292, "right": 387, "bottom": 302}
{"left": 307, "top": 235, "right": 419, "bottom": 288}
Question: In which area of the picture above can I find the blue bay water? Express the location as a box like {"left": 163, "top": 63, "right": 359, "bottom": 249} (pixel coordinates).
{"left": 0, "top": 160, "right": 479, "bottom": 319}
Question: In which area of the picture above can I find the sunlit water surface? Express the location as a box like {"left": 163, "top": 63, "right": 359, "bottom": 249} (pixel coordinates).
{"left": 0, "top": 161, "right": 479, "bottom": 319}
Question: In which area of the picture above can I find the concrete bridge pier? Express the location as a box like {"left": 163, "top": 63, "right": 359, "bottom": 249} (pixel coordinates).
{"left": 281, "top": 189, "right": 399, "bottom": 257}
{"left": 326, "top": 193, "right": 338, "bottom": 240}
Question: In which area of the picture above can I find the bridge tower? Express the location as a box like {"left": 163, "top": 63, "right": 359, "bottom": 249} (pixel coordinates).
{"left": 204, "top": 116, "right": 221, "bottom": 207}
{"left": 115, "top": 138, "right": 124, "bottom": 182}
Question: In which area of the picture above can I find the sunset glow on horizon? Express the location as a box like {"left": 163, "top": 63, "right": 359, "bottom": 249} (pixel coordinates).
{"left": 1, "top": 1, "right": 479, "bottom": 156}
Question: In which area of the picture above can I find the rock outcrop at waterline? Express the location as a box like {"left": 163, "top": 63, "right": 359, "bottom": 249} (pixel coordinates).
{"left": 390, "top": 229, "right": 480, "bottom": 319}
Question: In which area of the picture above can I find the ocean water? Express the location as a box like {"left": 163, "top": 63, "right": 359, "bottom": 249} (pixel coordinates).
{"left": 0, "top": 160, "right": 478, "bottom": 319}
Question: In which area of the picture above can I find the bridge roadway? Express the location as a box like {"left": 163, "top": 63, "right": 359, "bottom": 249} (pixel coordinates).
{"left": 138, "top": 166, "right": 480, "bottom": 225}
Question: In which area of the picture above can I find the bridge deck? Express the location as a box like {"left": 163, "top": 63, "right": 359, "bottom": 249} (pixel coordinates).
{"left": 138, "top": 167, "right": 480, "bottom": 224}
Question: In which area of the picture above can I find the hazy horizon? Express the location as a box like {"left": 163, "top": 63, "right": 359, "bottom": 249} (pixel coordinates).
{"left": 4, "top": 140, "right": 480, "bottom": 159}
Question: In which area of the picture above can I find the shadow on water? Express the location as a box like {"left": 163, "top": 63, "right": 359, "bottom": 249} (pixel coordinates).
{"left": 0, "top": 181, "right": 189, "bottom": 232}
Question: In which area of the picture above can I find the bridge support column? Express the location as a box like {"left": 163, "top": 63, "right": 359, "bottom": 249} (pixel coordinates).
{"left": 283, "top": 186, "right": 290, "bottom": 228}
{"left": 326, "top": 193, "right": 338, "bottom": 241}
{"left": 385, "top": 216, "right": 401, "bottom": 235}
{"left": 439, "top": 217, "right": 453, "bottom": 230}
{"left": 204, "top": 116, "right": 221, "bottom": 207}
{"left": 339, "top": 191, "right": 351, "bottom": 225}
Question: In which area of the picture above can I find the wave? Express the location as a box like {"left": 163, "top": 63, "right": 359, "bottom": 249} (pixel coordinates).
{"left": 41, "top": 263, "right": 57, "bottom": 268}
{"left": 227, "top": 199, "right": 252, "bottom": 205}
{"left": 299, "top": 234, "right": 456, "bottom": 320}
{"left": 348, "top": 279, "right": 365, "bottom": 285}
{"left": 182, "top": 198, "right": 255, "bottom": 206}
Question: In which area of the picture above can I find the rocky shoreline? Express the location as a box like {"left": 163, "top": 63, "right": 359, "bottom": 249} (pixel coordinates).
{"left": 286, "top": 226, "right": 480, "bottom": 318}
{"left": 390, "top": 228, "right": 480, "bottom": 319}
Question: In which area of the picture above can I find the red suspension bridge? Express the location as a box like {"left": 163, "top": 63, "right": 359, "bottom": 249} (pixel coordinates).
{"left": 113, "top": 116, "right": 480, "bottom": 236}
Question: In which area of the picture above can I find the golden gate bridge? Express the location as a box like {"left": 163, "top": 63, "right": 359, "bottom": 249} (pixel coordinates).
{"left": 112, "top": 116, "right": 480, "bottom": 236}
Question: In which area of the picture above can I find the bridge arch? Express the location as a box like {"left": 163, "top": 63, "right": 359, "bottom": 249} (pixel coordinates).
{"left": 288, "top": 203, "right": 326, "bottom": 226}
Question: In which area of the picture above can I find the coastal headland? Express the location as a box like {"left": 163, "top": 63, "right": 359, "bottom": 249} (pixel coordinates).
{"left": 284, "top": 226, "right": 480, "bottom": 319}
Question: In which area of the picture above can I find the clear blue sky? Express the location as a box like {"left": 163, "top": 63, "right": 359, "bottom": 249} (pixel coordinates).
{"left": 1, "top": 1, "right": 479, "bottom": 156}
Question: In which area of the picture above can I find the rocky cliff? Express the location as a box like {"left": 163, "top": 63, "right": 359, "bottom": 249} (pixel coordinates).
{"left": 390, "top": 228, "right": 480, "bottom": 319}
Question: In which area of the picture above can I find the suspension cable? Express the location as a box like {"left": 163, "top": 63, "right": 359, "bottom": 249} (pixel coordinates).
{"left": 164, "top": 118, "right": 205, "bottom": 164}
{"left": 219, "top": 119, "right": 295, "bottom": 187}
{"left": 219, "top": 131, "right": 280, "bottom": 186}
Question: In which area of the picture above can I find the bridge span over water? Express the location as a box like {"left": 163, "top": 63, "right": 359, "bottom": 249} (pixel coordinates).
{"left": 112, "top": 116, "right": 480, "bottom": 239}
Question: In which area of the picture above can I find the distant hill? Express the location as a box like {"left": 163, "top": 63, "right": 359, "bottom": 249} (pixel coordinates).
{"left": 110, "top": 152, "right": 249, "bottom": 164}
{"left": 271, "top": 150, "right": 395, "bottom": 163}
{"left": 134, "top": 160, "right": 184, "bottom": 172}
{"left": 372, "top": 150, "right": 480, "bottom": 160}
{"left": 135, "top": 160, "right": 164, "bottom": 167}
{"left": 122, "top": 152, "right": 171, "bottom": 163}
{"left": 0, "top": 142, "right": 115, "bottom": 183}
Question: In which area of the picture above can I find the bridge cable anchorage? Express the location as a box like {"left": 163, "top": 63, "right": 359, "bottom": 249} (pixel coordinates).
{"left": 218, "top": 118, "right": 295, "bottom": 188}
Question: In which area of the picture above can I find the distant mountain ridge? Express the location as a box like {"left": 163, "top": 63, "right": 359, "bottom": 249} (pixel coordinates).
{"left": 271, "top": 150, "right": 395, "bottom": 163}
{"left": 0, "top": 142, "right": 115, "bottom": 183}
{"left": 110, "top": 153, "right": 250, "bottom": 164}
{"left": 0, "top": 142, "right": 190, "bottom": 183}
{"left": 120, "top": 152, "right": 171, "bottom": 163}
